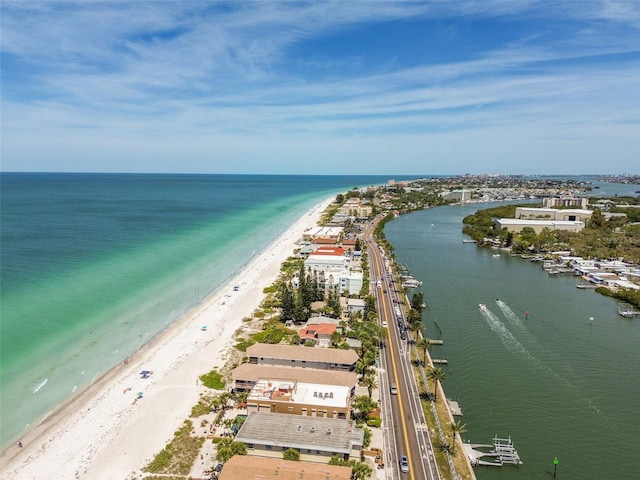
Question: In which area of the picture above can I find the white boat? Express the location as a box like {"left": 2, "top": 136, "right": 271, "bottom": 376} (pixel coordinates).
{"left": 479, "top": 303, "right": 487, "bottom": 310}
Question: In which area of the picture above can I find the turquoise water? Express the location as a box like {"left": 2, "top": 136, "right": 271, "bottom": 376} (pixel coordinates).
{"left": 385, "top": 188, "right": 640, "bottom": 479}
{"left": 0, "top": 173, "right": 398, "bottom": 446}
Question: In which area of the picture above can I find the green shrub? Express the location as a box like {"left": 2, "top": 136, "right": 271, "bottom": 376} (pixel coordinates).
{"left": 366, "top": 417, "right": 382, "bottom": 428}
{"left": 199, "top": 369, "right": 226, "bottom": 390}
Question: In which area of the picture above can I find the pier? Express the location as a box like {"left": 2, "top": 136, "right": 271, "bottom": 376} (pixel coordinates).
{"left": 618, "top": 303, "right": 640, "bottom": 318}
{"left": 463, "top": 435, "right": 522, "bottom": 467}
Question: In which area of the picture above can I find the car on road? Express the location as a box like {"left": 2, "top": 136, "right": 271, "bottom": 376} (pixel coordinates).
{"left": 382, "top": 320, "right": 387, "bottom": 327}
{"left": 400, "top": 455, "right": 409, "bottom": 473}
{"left": 390, "top": 383, "right": 398, "bottom": 395}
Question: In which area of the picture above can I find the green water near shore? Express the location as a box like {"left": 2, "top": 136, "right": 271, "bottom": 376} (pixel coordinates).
{"left": 385, "top": 203, "right": 640, "bottom": 480}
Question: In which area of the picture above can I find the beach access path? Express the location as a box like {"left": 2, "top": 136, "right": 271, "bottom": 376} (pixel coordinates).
{"left": 1, "top": 199, "right": 331, "bottom": 480}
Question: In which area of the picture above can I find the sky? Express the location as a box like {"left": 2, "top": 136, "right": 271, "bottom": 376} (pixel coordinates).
{"left": 1, "top": 1, "right": 639, "bottom": 175}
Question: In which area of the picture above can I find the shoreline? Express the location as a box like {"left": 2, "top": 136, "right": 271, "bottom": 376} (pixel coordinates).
{"left": 1, "top": 198, "right": 331, "bottom": 479}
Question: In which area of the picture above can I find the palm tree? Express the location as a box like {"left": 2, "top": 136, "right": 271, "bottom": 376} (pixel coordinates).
{"left": 448, "top": 420, "right": 467, "bottom": 453}
{"left": 435, "top": 439, "right": 454, "bottom": 456}
{"left": 415, "top": 337, "right": 433, "bottom": 366}
{"left": 355, "top": 358, "right": 372, "bottom": 380}
{"left": 352, "top": 395, "right": 378, "bottom": 422}
{"left": 362, "top": 373, "right": 378, "bottom": 398}
{"left": 406, "top": 309, "right": 422, "bottom": 343}
{"left": 427, "top": 367, "right": 446, "bottom": 402}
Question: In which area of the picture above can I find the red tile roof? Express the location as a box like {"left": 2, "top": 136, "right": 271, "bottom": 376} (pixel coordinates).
{"left": 310, "top": 246, "right": 345, "bottom": 256}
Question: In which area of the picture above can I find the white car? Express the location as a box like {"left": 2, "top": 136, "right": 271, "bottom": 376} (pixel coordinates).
{"left": 382, "top": 320, "right": 387, "bottom": 327}
{"left": 400, "top": 455, "right": 409, "bottom": 473}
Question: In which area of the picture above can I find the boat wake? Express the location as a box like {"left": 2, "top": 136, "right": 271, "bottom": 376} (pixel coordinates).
{"left": 479, "top": 307, "right": 534, "bottom": 361}
{"left": 495, "top": 299, "right": 525, "bottom": 331}
{"left": 32, "top": 378, "right": 48, "bottom": 394}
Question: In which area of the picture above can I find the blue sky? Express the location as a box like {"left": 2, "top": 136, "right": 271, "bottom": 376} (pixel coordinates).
{"left": 1, "top": 1, "right": 639, "bottom": 175}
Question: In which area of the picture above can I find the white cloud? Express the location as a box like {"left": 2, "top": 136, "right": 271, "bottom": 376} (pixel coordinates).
{"left": 1, "top": 1, "right": 638, "bottom": 174}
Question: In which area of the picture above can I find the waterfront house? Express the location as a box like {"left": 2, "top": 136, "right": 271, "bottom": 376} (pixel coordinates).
{"left": 234, "top": 412, "right": 364, "bottom": 463}
{"left": 231, "top": 363, "right": 357, "bottom": 396}
{"left": 245, "top": 378, "right": 352, "bottom": 419}
{"left": 246, "top": 344, "right": 358, "bottom": 371}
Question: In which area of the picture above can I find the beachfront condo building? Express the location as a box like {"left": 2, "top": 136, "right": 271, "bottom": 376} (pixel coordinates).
{"left": 234, "top": 411, "right": 364, "bottom": 463}
{"left": 246, "top": 343, "right": 358, "bottom": 371}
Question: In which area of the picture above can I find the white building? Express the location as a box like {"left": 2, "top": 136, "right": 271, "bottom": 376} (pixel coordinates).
{"left": 304, "top": 247, "right": 349, "bottom": 275}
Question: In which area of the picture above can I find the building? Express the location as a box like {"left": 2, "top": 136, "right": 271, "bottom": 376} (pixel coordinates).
{"left": 218, "top": 456, "right": 352, "bottom": 480}
{"left": 231, "top": 363, "right": 358, "bottom": 395}
{"left": 345, "top": 298, "right": 366, "bottom": 316}
{"left": 341, "top": 238, "right": 358, "bottom": 251}
{"left": 336, "top": 270, "right": 363, "bottom": 296}
{"left": 542, "top": 196, "right": 589, "bottom": 209}
{"left": 440, "top": 189, "right": 471, "bottom": 202}
{"left": 336, "top": 199, "right": 373, "bottom": 219}
{"left": 246, "top": 344, "right": 358, "bottom": 371}
{"left": 299, "top": 323, "right": 338, "bottom": 347}
{"left": 494, "top": 206, "right": 593, "bottom": 233}
{"left": 303, "top": 226, "right": 343, "bottom": 242}
{"left": 245, "top": 378, "right": 351, "bottom": 419}
{"left": 304, "top": 247, "right": 349, "bottom": 275}
{"left": 494, "top": 218, "right": 585, "bottom": 234}
{"left": 234, "top": 412, "right": 364, "bottom": 463}
{"left": 515, "top": 206, "right": 593, "bottom": 222}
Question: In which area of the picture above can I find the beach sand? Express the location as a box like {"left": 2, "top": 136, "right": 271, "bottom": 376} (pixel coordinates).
{"left": 1, "top": 199, "right": 331, "bottom": 480}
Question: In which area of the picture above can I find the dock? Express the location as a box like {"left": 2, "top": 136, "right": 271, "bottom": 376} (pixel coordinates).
{"left": 618, "top": 303, "right": 640, "bottom": 318}
{"left": 463, "top": 436, "right": 522, "bottom": 467}
{"left": 463, "top": 443, "right": 500, "bottom": 467}
{"left": 447, "top": 399, "right": 463, "bottom": 416}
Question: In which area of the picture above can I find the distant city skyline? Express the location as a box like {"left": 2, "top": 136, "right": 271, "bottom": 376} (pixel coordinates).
{"left": 1, "top": 1, "right": 638, "bottom": 175}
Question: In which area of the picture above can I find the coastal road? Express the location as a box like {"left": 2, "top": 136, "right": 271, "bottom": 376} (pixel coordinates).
{"left": 364, "top": 217, "right": 441, "bottom": 480}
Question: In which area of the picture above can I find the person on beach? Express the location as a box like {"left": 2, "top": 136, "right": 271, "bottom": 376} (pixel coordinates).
{"left": 17, "top": 441, "right": 23, "bottom": 448}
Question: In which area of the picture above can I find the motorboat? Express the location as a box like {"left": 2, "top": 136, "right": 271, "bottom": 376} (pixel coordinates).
{"left": 479, "top": 303, "right": 487, "bottom": 310}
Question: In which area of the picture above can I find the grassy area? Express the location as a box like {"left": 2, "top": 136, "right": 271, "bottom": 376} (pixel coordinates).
{"left": 199, "top": 369, "right": 225, "bottom": 390}
{"left": 410, "top": 348, "right": 475, "bottom": 480}
{"left": 143, "top": 420, "right": 205, "bottom": 475}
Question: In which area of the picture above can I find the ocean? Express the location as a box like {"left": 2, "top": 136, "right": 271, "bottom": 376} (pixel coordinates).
{"left": 0, "top": 172, "right": 399, "bottom": 447}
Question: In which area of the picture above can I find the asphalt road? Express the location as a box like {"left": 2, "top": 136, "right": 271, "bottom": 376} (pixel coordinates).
{"left": 364, "top": 217, "right": 441, "bottom": 480}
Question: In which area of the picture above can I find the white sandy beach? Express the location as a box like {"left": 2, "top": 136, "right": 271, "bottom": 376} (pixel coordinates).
{"left": 1, "top": 199, "right": 331, "bottom": 480}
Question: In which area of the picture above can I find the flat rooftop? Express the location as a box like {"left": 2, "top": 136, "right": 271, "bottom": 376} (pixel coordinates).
{"left": 247, "top": 379, "right": 350, "bottom": 409}
{"left": 235, "top": 412, "right": 363, "bottom": 455}
{"left": 219, "top": 456, "right": 352, "bottom": 480}
{"left": 246, "top": 344, "right": 358, "bottom": 365}
{"left": 231, "top": 364, "right": 357, "bottom": 388}
{"left": 497, "top": 219, "right": 584, "bottom": 226}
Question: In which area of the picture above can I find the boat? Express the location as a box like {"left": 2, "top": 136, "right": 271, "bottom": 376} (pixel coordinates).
{"left": 479, "top": 303, "right": 487, "bottom": 310}
{"left": 402, "top": 277, "right": 422, "bottom": 288}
